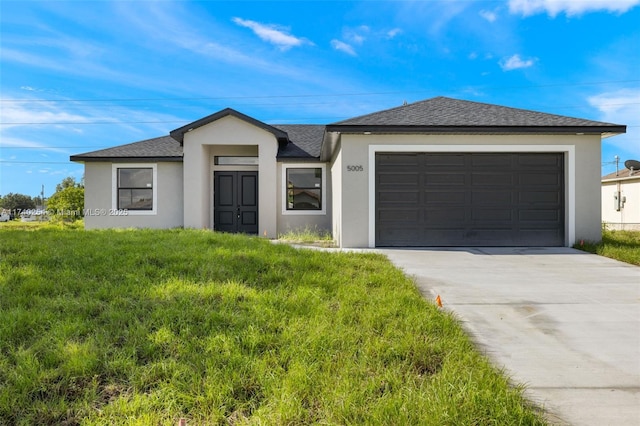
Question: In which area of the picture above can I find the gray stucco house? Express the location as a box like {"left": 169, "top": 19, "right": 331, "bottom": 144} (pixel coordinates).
{"left": 71, "top": 96, "right": 626, "bottom": 248}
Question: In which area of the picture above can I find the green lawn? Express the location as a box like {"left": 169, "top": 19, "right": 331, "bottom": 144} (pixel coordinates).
{"left": 0, "top": 226, "right": 546, "bottom": 425}
{"left": 576, "top": 229, "right": 640, "bottom": 266}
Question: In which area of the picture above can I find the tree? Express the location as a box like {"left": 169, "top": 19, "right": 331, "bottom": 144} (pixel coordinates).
{"left": 0, "top": 193, "right": 36, "bottom": 212}
{"left": 47, "top": 186, "right": 84, "bottom": 221}
{"left": 56, "top": 176, "right": 82, "bottom": 193}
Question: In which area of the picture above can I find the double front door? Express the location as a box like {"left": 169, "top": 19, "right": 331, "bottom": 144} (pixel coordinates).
{"left": 213, "top": 171, "right": 258, "bottom": 234}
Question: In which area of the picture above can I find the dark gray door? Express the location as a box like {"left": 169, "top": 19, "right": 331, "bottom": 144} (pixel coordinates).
{"left": 376, "top": 153, "right": 564, "bottom": 247}
{"left": 214, "top": 171, "right": 258, "bottom": 234}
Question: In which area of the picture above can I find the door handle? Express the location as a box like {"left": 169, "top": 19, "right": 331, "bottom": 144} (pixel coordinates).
{"left": 237, "top": 207, "right": 241, "bottom": 219}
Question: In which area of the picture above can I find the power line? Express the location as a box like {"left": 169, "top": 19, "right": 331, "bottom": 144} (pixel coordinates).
{"left": 0, "top": 161, "right": 76, "bottom": 164}
{"left": 1, "top": 79, "right": 639, "bottom": 103}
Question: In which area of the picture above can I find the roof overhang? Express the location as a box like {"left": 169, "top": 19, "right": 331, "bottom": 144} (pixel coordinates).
{"left": 70, "top": 156, "right": 183, "bottom": 163}
{"left": 324, "top": 124, "right": 627, "bottom": 135}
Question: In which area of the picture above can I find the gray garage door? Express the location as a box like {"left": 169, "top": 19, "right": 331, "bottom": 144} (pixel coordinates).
{"left": 375, "top": 153, "right": 564, "bottom": 247}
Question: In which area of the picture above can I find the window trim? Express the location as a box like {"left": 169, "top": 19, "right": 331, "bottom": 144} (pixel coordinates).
{"left": 112, "top": 163, "right": 158, "bottom": 215}
{"left": 281, "top": 163, "right": 326, "bottom": 215}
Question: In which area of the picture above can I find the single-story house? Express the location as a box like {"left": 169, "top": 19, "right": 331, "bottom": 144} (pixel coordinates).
{"left": 71, "top": 96, "right": 626, "bottom": 248}
{"left": 601, "top": 163, "right": 640, "bottom": 230}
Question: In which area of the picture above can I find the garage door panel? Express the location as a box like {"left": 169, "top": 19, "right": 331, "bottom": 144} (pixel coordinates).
{"left": 472, "top": 172, "right": 514, "bottom": 186}
{"left": 425, "top": 154, "right": 465, "bottom": 166}
{"left": 378, "top": 191, "right": 419, "bottom": 203}
{"left": 519, "top": 209, "right": 560, "bottom": 221}
{"left": 378, "top": 173, "right": 419, "bottom": 186}
{"left": 472, "top": 191, "right": 513, "bottom": 204}
{"left": 519, "top": 173, "right": 561, "bottom": 186}
{"left": 472, "top": 208, "right": 513, "bottom": 221}
{"left": 518, "top": 154, "right": 562, "bottom": 167}
{"left": 425, "top": 208, "right": 466, "bottom": 222}
{"left": 378, "top": 209, "right": 420, "bottom": 222}
{"left": 519, "top": 229, "right": 563, "bottom": 245}
{"left": 471, "top": 155, "right": 513, "bottom": 167}
{"left": 425, "top": 173, "right": 466, "bottom": 185}
{"left": 425, "top": 191, "right": 466, "bottom": 204}
{"left": 519, "top": 191, "right": 561, "bottom": 203}
{"left": 376, "top": 152, "right": 564, "bottom": 247}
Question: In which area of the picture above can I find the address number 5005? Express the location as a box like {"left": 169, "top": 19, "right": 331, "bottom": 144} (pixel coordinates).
{"left": 346, "top": 165, "right": 364, "bottom": 172}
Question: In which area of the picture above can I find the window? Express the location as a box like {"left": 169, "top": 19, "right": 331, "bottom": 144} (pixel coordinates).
{"left": 112, "top": 164, "right": 157, "bottom": 215}
{"left": 282, "top": 164, "right": 326, "bottom": 215}
{"left": 118, "top": 168, "right": 153, "bottom": 210}
{"left": 214, "top": 156, "right": 259, "bottom": 165}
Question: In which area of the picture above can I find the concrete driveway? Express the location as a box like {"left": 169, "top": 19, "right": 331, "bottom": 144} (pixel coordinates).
{"left": 379, "top": 247, "right": 640, "bottom": 426}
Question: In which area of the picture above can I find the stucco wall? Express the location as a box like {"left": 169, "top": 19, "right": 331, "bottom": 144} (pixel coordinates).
{"left": 602, "top": 178, "right": 640, "bottom": 230}
{"left": 182, "top": 115, "right": 278, "bottom": 237}
{"left": 84, "top": 161, "right": 183, "bottom": 229}
{"left": 333, "top": 133, "right": 602, "bottom": 247}
{"left": 330, "top": 145, "right": 343, "bottom": 247}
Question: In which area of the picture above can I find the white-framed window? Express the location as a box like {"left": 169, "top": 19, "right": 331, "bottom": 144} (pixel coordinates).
{"left": 112, "top": 163, "right": 158, "bottom": 215}
{"left": 282, "top": 163, "right": 326, "bottom": 215}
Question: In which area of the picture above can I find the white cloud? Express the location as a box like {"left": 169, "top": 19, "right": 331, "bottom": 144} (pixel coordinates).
{"left": 344, "top": 25, "right": 370, "bottom": 45}
{"left": 508, "top": 0, "right": 640, "bottom": 17}
{"left": 479, "top": 9, "right": 498, "bottom": 22}
{"left": 0, "top": 102, "right": 90, "bottom": 130}
{"left": 21, "top": 86, "right": 44, "bottom": 92}
{"left": 588, "top": 89, "right": 640, "bottom": 125}
{"left": 331, "top": 39, "right": 357, "bottom": 56}
{"left": 387, "top": 28, "right": 402, "bottom": 39}
{"left": 589, "top": 88, "right": 640, "bottom": 153}
{"left": 232, "top": 17, "right": 312, "bottom": 51}
{"left": 499, "top": 54, "right": 537, "bottom": 71}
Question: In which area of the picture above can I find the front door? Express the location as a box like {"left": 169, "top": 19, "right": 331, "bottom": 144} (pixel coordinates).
{"left": 214, "top": 171, "right": 258, "bottom": 234}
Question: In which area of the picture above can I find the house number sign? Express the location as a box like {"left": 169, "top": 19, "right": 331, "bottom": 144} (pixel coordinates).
{"left": 346, "top": 165, "right": 364, "bottom": 172}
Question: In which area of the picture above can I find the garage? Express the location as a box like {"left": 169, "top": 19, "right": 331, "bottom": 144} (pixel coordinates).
{"left": 375, "top": 152, "right": 565, "bottom": 247}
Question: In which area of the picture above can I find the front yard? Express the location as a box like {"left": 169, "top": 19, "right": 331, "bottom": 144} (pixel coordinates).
{"left": 0, "top": 226, "right": 545, "bottom": 424}
{"left": 576, "top": 229, "right": 640, "bottom": 266}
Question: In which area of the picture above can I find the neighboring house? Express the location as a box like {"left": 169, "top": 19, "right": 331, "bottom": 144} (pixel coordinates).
{"left": 601, "top": 165, "right": 640, "bottom": 230}
{"left": 71, "top": 96, "right": 626, "bottom": 248}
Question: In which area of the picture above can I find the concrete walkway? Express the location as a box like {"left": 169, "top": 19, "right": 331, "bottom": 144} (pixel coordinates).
{"left": 378, "top": 247, "right": 640, "bottom": 426}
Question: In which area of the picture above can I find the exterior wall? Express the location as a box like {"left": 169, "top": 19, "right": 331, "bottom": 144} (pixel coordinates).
{"left": 602, "top": 178, "right": 640, "bottom": 230}
{"left": 182, "top": 115, "right": 278, "bottom": 237}
{"left": 330, "top": 144, "right": 343, "bottom": 247}
{"left": 84, "top": 161, "right": 183, "bottom": 229}
{"left": 276, "top": 162, "right": 332, "bottom": 236}
{"left": 573, "top": 135, "right": 602, "bottom": 242}
{"left": 332, "top": 133, "right": 601, "bottom": 248}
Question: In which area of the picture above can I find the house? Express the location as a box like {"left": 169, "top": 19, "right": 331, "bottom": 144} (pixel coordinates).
{"left": 601, "top": 162, "right": 640, "bottom": 230}
{"left": 71, "top": 96, "right": 626, "bottom": 248}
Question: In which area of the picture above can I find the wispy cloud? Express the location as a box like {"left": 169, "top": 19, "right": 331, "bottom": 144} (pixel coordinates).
{"left": 331, "top": 39, "right": 357, "bottom": 56}
{"left": 588, "top": 89, "right": 640, "bottom": 126}
{"left": 499, "top": 54, "right": 537, "bottom": 71}
{"left": 232, "top": 17, "right": 312, "bottom": 51}
{"left": 387, "top": 28, "right": 402, "bottom": 39}
{"left": 589, "top": 88, "right": 640, "bottom": 153}
{"left": 479, "top": 9, "right": 498, "bottom": 22}
{"left": 508, "top": 0, "right": 640, "bottom": 17}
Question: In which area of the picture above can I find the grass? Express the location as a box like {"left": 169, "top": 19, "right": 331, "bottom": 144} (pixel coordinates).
{"left": 0, "top": 226, "right": 546, "bottom": 425}
{"left": 277, "top": 225, "right": 335, "bottom": 247}
{"left": 575, "top": 229, "right": 640, "bottom": 266}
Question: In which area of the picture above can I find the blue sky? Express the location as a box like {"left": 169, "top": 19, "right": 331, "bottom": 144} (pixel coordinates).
{"left": 1, "top": 0, "right": 639, "bottom": 198}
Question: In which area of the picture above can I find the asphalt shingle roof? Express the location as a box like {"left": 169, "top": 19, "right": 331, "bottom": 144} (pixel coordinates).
{"left": 273, "top": 124, "right": 325, "bottom": 159}
{"left": 70, "top": 136, "right": 182, "bottom": 161}
{"left": 71, "top": 97, "right": 626, "bottom": 162}
{"left": 331, "top": 96, "right": 622, "bottom": 128}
